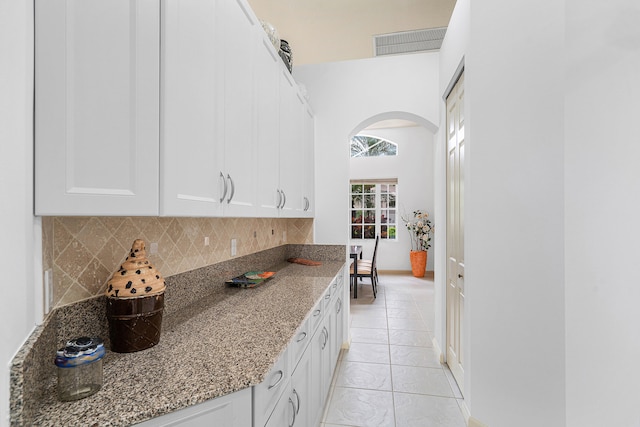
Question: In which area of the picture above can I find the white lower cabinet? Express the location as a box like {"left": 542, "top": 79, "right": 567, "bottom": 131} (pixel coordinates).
{"left": 290, "top": 345, "right": 313, "bottom": 427}
{"left": 253, "top": 348, "right": 290, "bottom": 427}
{"left": 257, "top": 267, "right": 347, "bottom": 427}
{"left": 136, "top": 388, "right": 251, "bottom": 426}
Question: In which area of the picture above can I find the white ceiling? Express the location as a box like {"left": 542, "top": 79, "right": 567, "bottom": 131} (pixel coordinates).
{"left": 247, "top": 0, "right": 457, "bottom": 66}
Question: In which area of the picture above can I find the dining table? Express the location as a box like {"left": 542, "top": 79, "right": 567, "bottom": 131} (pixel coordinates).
{"left": 349, "top": 245, "right": 363, "bottom": 298}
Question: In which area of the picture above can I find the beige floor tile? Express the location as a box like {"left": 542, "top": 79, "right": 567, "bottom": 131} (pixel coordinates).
{"left": 389, "top": 345, "right": 441, "bottom": 368}
{"left": 388, "top": 330, "right": 433, "bottom": 347}
{"left": 387, "top": 317, "right": 429, "bottom": 331}
{"left": 325, "top": 387, "right": 395, "bottom": 427}
{"left": 344, "top": 342, "right": 390, "bottom": 364}
{"left": 394, "top": 393, "right": 466, "bottom": 427}
{"left": 337, "top": 361, "right": 393, "bottom": 391}
{"left": 351, "top": 327, "right": 389, "bottom": 344}
{"left": 391, "top": 365, "right": 454, "bottom": 397}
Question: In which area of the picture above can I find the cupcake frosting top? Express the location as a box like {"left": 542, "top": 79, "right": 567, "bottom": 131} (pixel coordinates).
{"left": 105, "top": 239, "right": 166, "bottom": 298}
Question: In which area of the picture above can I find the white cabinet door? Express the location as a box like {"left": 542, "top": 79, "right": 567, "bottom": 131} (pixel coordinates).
{"left": 35, "top": 0, "right": 160, "bottom": 216}
{"left": 302, "top": 104, "right": 315, "bottom": 217}
{"left": 253, "top": 348, "right": 290, "bottom": 427}
{"left": 278, "top": 70, "right": 305, "bottom": 217}
{"left": 219, "top": 0, "right": 258, "bottom": 217}
{"left": 136, "top": 388, "right": 251, "bottom": 427}
{"left": 331, "top": 294, "right": 345, "bottom": 375}
{"left": 255, "top": 36, "right": 282, "bottom": 217}
{"left": 310, "top": 315, "right": 332, "bottom": 427}
{"left": 264, "top": 382, "right": 295, "bottom": 427}
{"left": 161, "top": 0, "right": 224, "bottom": 217}
{"left": 290, "top": 344, "right": 312, "bottom": 427}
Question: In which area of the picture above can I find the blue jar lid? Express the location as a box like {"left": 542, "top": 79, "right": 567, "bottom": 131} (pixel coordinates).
{"left": 55, "top": 336, "right": 105, "bottom": 368}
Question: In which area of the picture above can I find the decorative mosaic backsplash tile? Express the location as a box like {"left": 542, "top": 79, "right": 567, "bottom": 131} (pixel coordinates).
{"left": 41, "top": 217, "right": 313, "bottom": 310}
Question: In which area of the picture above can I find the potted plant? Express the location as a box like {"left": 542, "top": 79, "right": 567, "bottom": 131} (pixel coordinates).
{"left": 402, "top": 210, "right": 433, "bottom": 277}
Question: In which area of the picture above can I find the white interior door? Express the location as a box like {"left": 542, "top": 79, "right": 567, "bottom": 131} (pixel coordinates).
{"left": 446, "top": 73, "right": 465, "bottom": 394}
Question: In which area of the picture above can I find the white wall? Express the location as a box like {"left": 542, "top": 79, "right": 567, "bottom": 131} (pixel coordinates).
{"left": 0, "top": 0, "right": 38, "bottom": 425}
{"left": 565, "top": 1, "right": 640, "bottom": 425}
{"left": 439, "top": 0, "right": 566, "bottom": 425}
{"left": 294, "top": 52, "right": 440, "bottom": 247}
{"left": 349, "top": 126, "right": 435, "bottom": 271}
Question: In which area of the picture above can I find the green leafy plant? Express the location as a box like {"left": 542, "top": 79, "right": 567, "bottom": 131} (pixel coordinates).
{"left": 401, "top": 210, "right": 433, "bottom": 251}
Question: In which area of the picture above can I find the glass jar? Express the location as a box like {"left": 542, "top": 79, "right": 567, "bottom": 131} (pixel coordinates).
{"left": 54, "top": 336, "right": 105, "bottom": 401}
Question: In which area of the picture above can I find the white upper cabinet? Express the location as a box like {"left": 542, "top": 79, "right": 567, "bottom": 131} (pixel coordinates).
{"left": 302, "top": 104, "right": 315, "bottom": 217}
{"left": 255, "top": 36, "right": 282, "bottom": 217}
{"left": 35, "top": 0, "right": 313, "bottom": 218}
{"left": 161, "top": 0, "right": 259, "bottom": 217}
{"left": 218, "top": 0, "right": 258, "bottom": 217}
{"left": 35, "top": 0, "right": 160, "bottom": 216}
{"left": 161, "top": 0, "right": 224, "bottom": 216}
{"left": 278, "top": 71, "right": 305, "bottom": 217}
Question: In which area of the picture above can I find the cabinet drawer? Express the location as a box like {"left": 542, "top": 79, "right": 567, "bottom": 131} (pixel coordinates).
{"left": 289, "top": 317, "right": 310, "bottom": 373}
{"left": 253, "top": 348, "right": 289, "bottom": 427}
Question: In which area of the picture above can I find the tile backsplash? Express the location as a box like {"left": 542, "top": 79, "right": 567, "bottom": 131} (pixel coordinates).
{"left": 41, "top": 217, "right": 313, "bottom": 310}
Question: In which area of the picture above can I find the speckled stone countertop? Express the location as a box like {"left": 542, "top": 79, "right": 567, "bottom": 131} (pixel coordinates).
{"left": 11, "top": 245, "right": 346, "bottom": 426}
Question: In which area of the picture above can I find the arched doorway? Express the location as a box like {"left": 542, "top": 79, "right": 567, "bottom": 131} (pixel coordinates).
{"left": 347, "top": 111, "right": 438, "bottom": 273}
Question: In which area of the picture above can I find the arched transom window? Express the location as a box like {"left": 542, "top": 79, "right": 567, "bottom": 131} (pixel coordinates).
{"left": 350, "top": 135, "right": 398, "bottom": 158}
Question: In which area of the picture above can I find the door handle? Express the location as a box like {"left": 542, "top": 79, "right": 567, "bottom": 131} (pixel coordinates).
{"left": 458, "top": 274, "right": 463, "bottom": 278}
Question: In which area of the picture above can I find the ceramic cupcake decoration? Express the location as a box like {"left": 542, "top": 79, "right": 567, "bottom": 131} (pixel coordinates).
{"left": 105, "top": 239, "right": 166, "bottom": 353}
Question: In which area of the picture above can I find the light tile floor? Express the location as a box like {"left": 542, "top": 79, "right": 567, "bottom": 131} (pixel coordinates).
{"left": 320, "top": 273, "right": 466, "bottom": 427}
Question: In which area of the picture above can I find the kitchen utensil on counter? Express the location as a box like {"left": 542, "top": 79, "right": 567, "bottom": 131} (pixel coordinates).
{"left": 54, "top": 336, "right": 105, "bottom": 401}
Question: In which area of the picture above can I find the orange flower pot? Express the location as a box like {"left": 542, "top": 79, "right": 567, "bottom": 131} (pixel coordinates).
{"left": 410, "top": 250, "right": 427, "bottom": 277}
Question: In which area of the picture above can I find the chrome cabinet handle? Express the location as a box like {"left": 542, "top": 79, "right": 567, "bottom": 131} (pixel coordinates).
{"left": 281, "top": 190, "right": 287, "bottom": 208}
{"left": 313, "top": 309, "right": 321, "bottom": 317}
{"left": 321, "top": 326, "right": 328, "bottom": 350}
{"left": 226, "top": 174, "right": 235, "bottom": 203}
{"left": 292, "top": 388, "right": 301, "bottom": 415}
{"left": 288, "top": 397, "right": 296, "bottom": 427}
{"left": 276, "top": 190, "right": 282, "bottom": 209}
{"left": 337, "top": 297, "right": 342, "bottom": 314}
{"left": 219, "top": 172, "right": 227, "bottom": 203}
{"left": 267, "top": 369, "right": 284, "bottom": 390}
{"left": 296, "top": 331, "right": 307, "bottom": 342}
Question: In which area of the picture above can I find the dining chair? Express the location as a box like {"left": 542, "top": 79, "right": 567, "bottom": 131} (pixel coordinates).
{"left": 350, "top": 235, "right": 379, "bottom": 297}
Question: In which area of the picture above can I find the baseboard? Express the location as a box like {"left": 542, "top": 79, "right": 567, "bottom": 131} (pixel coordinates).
{"left": 468, "top": 416, "right": 489, "bottom": 427}
{"left": 460, "top": 401, "right": 470, "bottom": 424}
{"left": 432, "top": 336, "right": 444, "bottom": 364}
{"left": 378, "top": 269, "right": 435, "bottom": 277}
{"left": 377, "top": 269, "right": 412, "bottom": 275}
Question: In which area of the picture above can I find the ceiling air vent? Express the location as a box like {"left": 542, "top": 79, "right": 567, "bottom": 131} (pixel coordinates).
{"left": 373, "top": 27, "right": 447, "bottom": 56}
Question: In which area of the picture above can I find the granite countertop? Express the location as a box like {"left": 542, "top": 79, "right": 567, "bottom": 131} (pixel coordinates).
{"left": 30, "top": 260, "right": 345, "bottom": 426}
